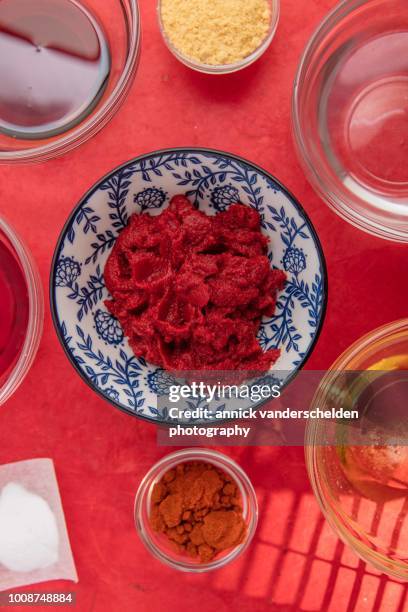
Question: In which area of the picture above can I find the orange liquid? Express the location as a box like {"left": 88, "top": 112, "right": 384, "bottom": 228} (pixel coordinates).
{"left": 340, "top": 356, "right": 408, "bottom": 500}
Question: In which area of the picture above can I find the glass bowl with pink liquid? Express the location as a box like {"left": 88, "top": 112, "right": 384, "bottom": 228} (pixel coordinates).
{"left": 0, "top": 0, "right": 140, "bottom": 163}
{"left": 0, "top": 217, "right": 43, "bottom": 404}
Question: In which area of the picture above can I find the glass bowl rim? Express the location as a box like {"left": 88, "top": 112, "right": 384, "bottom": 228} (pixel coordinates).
{"left": 0, "top": 216, "right": 44, "bottom": 404}
{"left": 156, "top": 0, "right": 280, "bottom": 74}
{"left": 0, "top": 0, "right": 141, "bottom": 164}
{"left": 134, "top": 448, "right": 259, "bottom": 572}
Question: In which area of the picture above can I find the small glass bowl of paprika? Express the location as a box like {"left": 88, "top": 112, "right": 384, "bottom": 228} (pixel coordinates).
{"left": 134, "top": 448, "right": 258, "bottom": 572}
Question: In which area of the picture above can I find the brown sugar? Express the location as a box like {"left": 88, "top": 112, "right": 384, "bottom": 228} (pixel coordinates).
{"left": 149, "top": 461, "right": 246, "bottom": 563}
{"left": 160, "top": 0, "right": 272, "bottom": 66}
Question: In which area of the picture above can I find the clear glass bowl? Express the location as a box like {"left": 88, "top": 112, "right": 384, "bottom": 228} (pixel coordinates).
{"left": 305, "top": 319, "right": 408, "bottom": 580}
{"left": 0, "top": 217, "right": 44, "bottom": 404}
{"left": 293, "top": 0, "right": 408, "bottom": 242}
{"left": 134, "top": 448, "right": 258, "bottom": 572}
{"left": 157, "top": 0, "right": 279, "bottom": 74}
{"left": 0, "top": 0, "right": 140, "bottom": 163}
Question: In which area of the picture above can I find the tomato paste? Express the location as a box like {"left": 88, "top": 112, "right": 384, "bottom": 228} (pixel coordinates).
{"left": 104, "top": 195, "right": 286, "bottom": 373}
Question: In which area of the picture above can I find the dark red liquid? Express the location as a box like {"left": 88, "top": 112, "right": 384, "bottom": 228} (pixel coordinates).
{"left": 0, "top": 235, "right": 29, "bottom": 385}
{"left": 0, "top": 0, "right": 110, "bottom": 139}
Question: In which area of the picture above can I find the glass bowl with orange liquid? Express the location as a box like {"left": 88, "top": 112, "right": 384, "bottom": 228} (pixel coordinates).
{"left": 0, "top": 217, "right": 43, "bottom": 404}
{"left": 0, "top": 0, "right": 140, "bottom": 163}
{"left": 305, "top": 319, "right": 408, "bottom": 580}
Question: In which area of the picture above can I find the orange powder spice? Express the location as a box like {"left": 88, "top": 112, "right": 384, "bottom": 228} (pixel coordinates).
{"left": 150, "top": 461, "right": 246, "bottom": 563}
{"left": 161, "top": 0, "right": 272, "bottom": 66}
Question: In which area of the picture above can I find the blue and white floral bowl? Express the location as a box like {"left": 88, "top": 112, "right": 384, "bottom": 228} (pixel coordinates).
{"left": 50, "top": 148, "right": 327, "bottom": 423}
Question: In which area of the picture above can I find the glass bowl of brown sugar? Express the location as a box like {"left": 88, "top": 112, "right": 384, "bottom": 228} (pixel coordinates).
{"left": 134, "top": 448, "right": 258, "bottom": 572}
{"left": 157, "top": 0, "right": 280, "bottom": 74}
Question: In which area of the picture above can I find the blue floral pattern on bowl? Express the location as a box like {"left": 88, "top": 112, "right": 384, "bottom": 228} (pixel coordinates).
{"left": 134, "top": 187, "right": 167, "bottom": 211}
{"left": 210, "top": 184, "right": 240, "bottom": 211}
{"left": 50, "top": 149, "right": 327, "bottom": 423}
{"left": 147, "top": 369, "right": 178, "bottom": 396}
{"left": 94, "top": 309, "right": 124, "bottom": 346}
{"left": 283, "top": 247, "right": 307, "bottom": 275}
{"left": 55, "top": 256, "right": 81, "bottom": 287}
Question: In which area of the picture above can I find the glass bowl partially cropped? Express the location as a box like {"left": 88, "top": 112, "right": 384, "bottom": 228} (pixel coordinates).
{"left": 0, "top": 0, "right": 140, "bottom": 163}
{"left": 306, "top": 319, "right": 408, "bottom": 580}
{"left": 0, "top": 217, "right": 44, "bottom": 404}
{"left": 293, "top": 0, "right": 408, "bottom": 242}
{"left": 157, "top": 0, "right": 280, "bottom": 74}
{"left": 134, "top": 448, "right": 258, "bottom": 572}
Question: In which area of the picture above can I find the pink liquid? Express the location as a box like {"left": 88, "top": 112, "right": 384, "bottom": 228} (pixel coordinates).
{"left": 0, "top": 0, "right": 110, "bottom": 139}
{"left": 0, "top": 236, "right": 29, "bottom": 386}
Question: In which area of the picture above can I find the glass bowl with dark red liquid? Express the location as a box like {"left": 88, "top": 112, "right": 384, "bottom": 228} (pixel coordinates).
{"left": 0, "top": 217, "right": 43, "bottom": 404}
{"left": 0, "top": 0, "right": 140, "bottom": 162}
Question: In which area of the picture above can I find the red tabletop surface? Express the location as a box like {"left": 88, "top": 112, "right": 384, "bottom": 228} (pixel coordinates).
{"left": 1, "top": 0, "right": 408, "bottom": 610}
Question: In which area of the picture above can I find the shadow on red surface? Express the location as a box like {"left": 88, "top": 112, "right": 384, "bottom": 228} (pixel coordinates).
{"left": 194, "top": 447, "right": 408, "bottom": 612}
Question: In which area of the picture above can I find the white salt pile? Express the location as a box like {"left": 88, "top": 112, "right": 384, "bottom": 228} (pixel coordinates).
{"left": 0, "top": 482, "right": 59, "bottom": 573}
